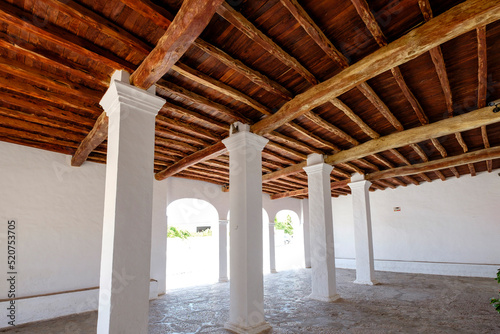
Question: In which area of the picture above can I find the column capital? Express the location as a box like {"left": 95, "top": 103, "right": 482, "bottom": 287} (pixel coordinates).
{"left": 303, "top": 153, "right": 333, "bottom": 175}
{"left": 269, "top": 222, "right": 276, "bottom": 227}
{"left": 222, "top": 122, "right": 268, "bottom": 152}
{"left": 348, "top": 173, "right": 371, "bottom": 190}
{"left": 100, "top": 70, "right": 165, "bottom": 118}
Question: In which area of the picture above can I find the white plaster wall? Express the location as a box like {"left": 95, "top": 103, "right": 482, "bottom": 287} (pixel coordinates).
{"left": 0, "top": 141, "right": 106, "bottom": 298}
{"left": 332, "top": 172, "right": 500, "bottom": 277}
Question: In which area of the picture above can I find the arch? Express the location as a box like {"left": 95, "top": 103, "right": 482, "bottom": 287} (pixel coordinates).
{"left": 274, "top": 209, "right": 305, "bottom": 271}
{"left": 166, "top": 198, "right": 219, "bottom": 289}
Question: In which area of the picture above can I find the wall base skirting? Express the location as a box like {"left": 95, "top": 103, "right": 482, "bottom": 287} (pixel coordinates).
{"left": 335, "top": 258, "right": 499, "bottom": 278}
{"left": 0, "top": 281, "right": 158, "bottom": 329}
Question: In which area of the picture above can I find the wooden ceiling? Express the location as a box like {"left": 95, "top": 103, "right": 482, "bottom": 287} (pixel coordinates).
{"left": 1, "top": 0, "right": 500, "bottom": 199}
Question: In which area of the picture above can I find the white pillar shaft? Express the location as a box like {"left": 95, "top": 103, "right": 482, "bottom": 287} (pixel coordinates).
{"left": 304, "top": 154, "right": 339, "bottom": 302}
{"left": 349, "top": 178, "right": 377, "bottom": 285}
{"left": 301, "top": 199, "right": 312, "bottom": 268}
{"left": 219, "top": 220, "right": 229, "bottom": 282}
{"left": 269, "top": 223, "right": 277, "bottom": 273}
{"left": 97, "top": 71, "right": 165, "bottom": 334}
{"left": 222, "top": 123, "right": 271, "bottom": 334}
{"left": 150, "top": 179, "right": 169, "bottom": 296}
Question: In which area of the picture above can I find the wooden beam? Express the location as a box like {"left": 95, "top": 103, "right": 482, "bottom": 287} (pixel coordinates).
{"left": 324, "top": 103, "right": 500, "bottom": 166}
{"left": 216, "top": 2, "right": 318, "bottom": 85}
{"left": 279, "top": 0, "right": 349, "bottom": 68}
{"left": 156, "top": 80, "right": 249, "bottom": 123}
{"left": 367, "top": 146, "right": 500, "bottom": 180}
{"left": 418, "top": 0, "right": 433, "bottom": 21}
{"left": 303, "top": 111, "right": 359, "bottom": 145}
{"left": 155, "top": 142, "right": 228, "bottom": 180}
{"left": 0, "top": 0, "right": 135, "bottom": 72}
{"left": 477, "top": 26, "right": 492, "bottom": 172}
{"left": 330, "top": 98, "right": 380, "bottom": 139}
{"left": 350, "top": 0, "right": 388, "bottom": 47}
{"left": 391, "top": 67, "right": 429, "bottom": 124}
{"left": 130, "top": 0, "right": 224, "bottom": 89}
{"left": 270, "top": 179, "right": 350, "bottom": 200}
{"left": 71, "top": 112, "right": 108, "bottom": 166}
{"left": 251, "top": 0, "right": 500, "bottom": 135}
{"left": 162, "top": 101, "right": 228, "bottom": 132}
{"left": 390, "top": 149, "right": 432, "bottom": 182}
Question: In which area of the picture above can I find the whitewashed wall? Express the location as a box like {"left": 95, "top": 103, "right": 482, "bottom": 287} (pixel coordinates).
{"left": 332, "top": 172, "right": 500, "bottom": 277}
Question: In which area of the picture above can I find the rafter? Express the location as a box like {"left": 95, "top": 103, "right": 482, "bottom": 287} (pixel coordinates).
{"left": 477, "top": 26, "right": 492, "bottom": 173}
{"left": 216, "top": 2, "right": 318, "bottom": 85}
{"left": 130, "top": 0, "right": 224, "bottom": 89}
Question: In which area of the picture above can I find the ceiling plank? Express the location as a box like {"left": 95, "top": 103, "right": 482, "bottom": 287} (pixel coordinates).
{"left": 130, "top": 0, "right": 225, "bottom": 89}
{"left": 0, "top": 0, "right": 135, "bottom": 72}
{"left": 250, "top": 0, "right": 500, "bottom": 136}
{"left": 216, "top": 2, "right": 318, "bottom": 85}
{"left": 303, "top": 111, "right": 359, "bottom": 145}
{"left": 279, "top": 0, "right": 349, "bottom": 68}
{"left": 330, "top": 98, "right": 380, "bottom": 139}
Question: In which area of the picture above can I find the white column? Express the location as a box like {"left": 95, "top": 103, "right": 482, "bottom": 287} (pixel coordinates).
{"left": 348, "top": 173, "right": 378, "bottom": 285}
{"left": 219, "top": 220, "right": 229, "bottom": 282}
{"left": 97, "top": 70, "right": 165, "bottom": 334}
{"left": 150, "top": 179, "right": 169, "bottom": 296}
{"left": 269, "top": 222, "right": 277, "bottom": 273}
{"left": 303, "top": 153, "right": 340, "bottom": 302}
{"left": 301, "top": 199, "right": 311, "bottom": 268}
{"left": 222, "top": 122, "right": 271, "bottom": 334}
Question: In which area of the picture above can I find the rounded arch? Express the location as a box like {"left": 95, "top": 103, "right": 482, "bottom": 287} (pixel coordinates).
{"left": 274, "top": 209, "right": 305, "bottom": 271}
{"left": 166, "top": 198, "right": 219, "bottom": 289}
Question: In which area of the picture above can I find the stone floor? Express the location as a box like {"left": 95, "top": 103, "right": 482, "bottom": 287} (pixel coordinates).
{"left": 2, "top": 268, "right": 500, "bottom": 333}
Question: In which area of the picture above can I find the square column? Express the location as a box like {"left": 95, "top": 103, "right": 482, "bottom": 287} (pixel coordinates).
{"left": 348, "top": 173, "right": 378, "bottom": 285}
{"left": 269, "top": 222, "right": 277, "bottom": 273}
{"left": 303, "top": 154, "right": 340, "bottom": 302}
{"left": 301, "top": 199, "right": 312, "bottom": 268}
{"left": 219, "top": 220, "right": 229, "bottom": 282}
{"left": 222, "top": 122, "right": 271, "bottom": 334}
{"left": 97, "top": 71, "right": 166, "bottom": 334}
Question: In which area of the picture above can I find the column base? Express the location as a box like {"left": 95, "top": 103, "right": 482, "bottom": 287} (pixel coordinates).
{"left": 224, "top": 321, "right": 272, "bottom": 334}
{"left": 354, "top": 279, "right": 379, "bottom": 285}
{"left": 270, "top": 269, "right": 278, "bottom": 274}
{"left": 219, "top": 277, "right": 229, "bottom": 283}
{"left": 308, "top": 293, "right": 341, "bottom": 303}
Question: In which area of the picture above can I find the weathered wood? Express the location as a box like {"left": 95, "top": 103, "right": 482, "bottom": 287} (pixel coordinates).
{"left": 357, "top": 82, "right": 404, "bottom": 131}
{"left": 291, "top": 123, "right": 340, "bottom": 152}
{"left": 252, "top": 0, "right": 500, "bottom": 135}
{"left": 391, "top": 67, "right": 429, "bottom": 124}
{"left": 324, "top": 104, "right": 499, "bottom": 166}
{"left": 0, "top": 30, "right": 109, "bottom": 87}
{"left": 130, "top": 0, "right": 224, "bottom": 89}
{"left": 430, "top": 138, "right": 447, "bottom": 158}
{"left": 330, "top": 98, "right": 380, "bottom": 139}
{"left": 155, "top": 141, "right": 228, "bottom": 180}
{"left": 368, "top": 146, "right": 500, "bottom": 180}
{"left": 0, "top": 0, "right": 135, "bottom": 72}
{"left": 172, "top": 63, "right": 272, "bottom": 116}
{"left": 156, "top": 80, "right": 249, "bottom": 123}
{"left": 155, "top": 115, "right": 218, "bottom": 143}
{"left": 262, "top": 161, "right": 308, "bottom": 182}
{"left": 216, "top": 2, "right": 318, "bottom": 85}
{"left": 303, "top": 111, "right": 359, "bottom": 145}
{"left": 0, "top": 55, "right": 103, "bottom": 103}
{"left": 418, "top": 0, "right": 433, "bottom": 21}
{"left": 270, "top": 179, "right": 350, "bottom": 200}
{"left": 350, "top": 0, "right": 388, "bottom": 47}
{"left": 193, "top": 39, "right": 293, "bottom": 100}
{"left": 71, "top": 112, "right": 108, "bottom": 167}
{"left": 429, "top": 47, "right": 454, "bottom": 116}
{"left": 389, "top": 149, "right": 432, "bottom": 182}
{"left": 267, "top": 131, "right": 322, "bottom": 155}
{"left": 477, "top": 26, "right": 492, "bottom": 172}
{"left": 162, "top": 101, "right": 228, "bottom": 132}
{"left": 280, "top": 0, "right": 349, "bottom": 68}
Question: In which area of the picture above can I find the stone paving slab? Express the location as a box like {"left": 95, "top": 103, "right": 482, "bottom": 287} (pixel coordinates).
{"left": 1, "top": 268, "right": 499, "bottom": 333}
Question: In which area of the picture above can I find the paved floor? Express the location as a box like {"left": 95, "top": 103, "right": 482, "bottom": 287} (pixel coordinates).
{"left": 2, "top": 268, "right": 500, "bottom": 333}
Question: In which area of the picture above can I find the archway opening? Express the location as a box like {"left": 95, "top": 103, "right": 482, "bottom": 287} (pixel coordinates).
{"left": 274, "top": 210, "right": 304, "bottom": 271}
{"left": 166, "top": 198, "right": 219, "bottom": 289}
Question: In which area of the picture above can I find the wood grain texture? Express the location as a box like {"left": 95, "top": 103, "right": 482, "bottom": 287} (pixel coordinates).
{"left": 130, "top": 0, "right": 224, "bottom": 89}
